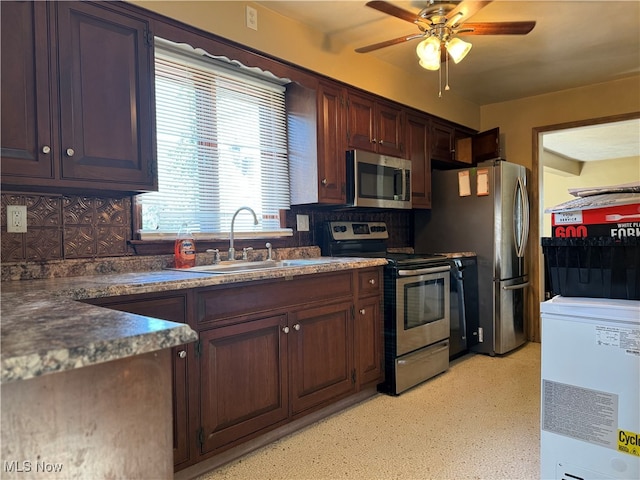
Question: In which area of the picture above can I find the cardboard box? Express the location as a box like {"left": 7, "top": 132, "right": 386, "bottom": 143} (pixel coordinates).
{"left": 546, "top": 192, "right": 640, "bottom": 238}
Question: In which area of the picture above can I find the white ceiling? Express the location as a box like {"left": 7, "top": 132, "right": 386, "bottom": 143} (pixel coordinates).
{"left": 543, "top": 119, "right": 640, "bottom": 162}
{"left": 257, "top": 0, "right": 640, "bottom": 106}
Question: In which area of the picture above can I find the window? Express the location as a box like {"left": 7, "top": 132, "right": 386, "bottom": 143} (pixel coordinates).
{"left": 137, "top": 39, "right": 291, "bottom": 239}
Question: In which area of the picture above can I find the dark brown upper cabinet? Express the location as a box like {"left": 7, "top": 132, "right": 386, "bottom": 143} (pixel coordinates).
{"left": 471, "top": 127, "right": 501, "bottom": 162}
{"left": 315, "top": 81, "right": 348, "bottom": 204}
{"left": 347, "top": 91, "right": 405, "bottom": 158}
{"left": 406, "top": 112, "right": 432, "bottom": 209}
{"left": 288, "top": 80, "right": 347, "bottom": 205}
{"left": 1, "top": 1, "right": 157, "bottom": 194}
{"left": 429, "top": 118, "right": 456, "bottom": 163}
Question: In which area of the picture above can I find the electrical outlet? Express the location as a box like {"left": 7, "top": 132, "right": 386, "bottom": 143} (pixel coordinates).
{"left": 7, "top": 205, "right": 27, "bottom": 233}
{"left": 296, "top": 214, "right": 309, "bottom": 232}
{"left": 246, "top": 5, "right": 258, "bottom": 30}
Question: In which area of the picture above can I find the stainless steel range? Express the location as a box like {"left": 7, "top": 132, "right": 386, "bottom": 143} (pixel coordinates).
{"left": 319, "top": 221, "right": 451, "bottom": 395}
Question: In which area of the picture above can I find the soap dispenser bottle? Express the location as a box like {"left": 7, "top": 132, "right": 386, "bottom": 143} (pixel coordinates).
{"left": 174, "top": 223, "right": 196, "bottom": 268}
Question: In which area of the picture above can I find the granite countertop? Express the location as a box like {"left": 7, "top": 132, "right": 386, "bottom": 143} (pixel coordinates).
{"left": 1, "top": 257, "right": 386, "bottom": 384}
{"left": 438, "top": 252, "right": 477, "bottom": 259}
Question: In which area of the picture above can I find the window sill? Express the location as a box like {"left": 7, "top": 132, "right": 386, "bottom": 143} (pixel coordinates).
{"left": 129, "top": 230, "right": 294, "bottom": 256}
{"left": 138, "top": 229, "right": 293, "bottom": 241}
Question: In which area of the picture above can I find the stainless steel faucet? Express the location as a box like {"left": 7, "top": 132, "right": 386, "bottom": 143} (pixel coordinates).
{"left": 229, "top": 206, "right": 258, "bottom": 261}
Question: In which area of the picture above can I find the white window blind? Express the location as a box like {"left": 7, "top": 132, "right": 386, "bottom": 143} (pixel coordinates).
{"left": 137, "top": 41, "right": 291, "bottom": 239}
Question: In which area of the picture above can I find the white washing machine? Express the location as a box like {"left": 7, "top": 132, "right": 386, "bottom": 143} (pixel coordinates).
{"left": 541, "top": 296, "right": 640, "bottom": 480}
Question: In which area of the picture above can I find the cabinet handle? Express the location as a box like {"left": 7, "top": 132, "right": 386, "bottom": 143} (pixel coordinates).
{"left": 368, "top": 279, "right": 376, "bottom": 285}
{"left": 42, "top": 146, "right": 51, "bottom": 154}
{"left": 321, "top": 178, "right": 328, "bottom": 186}
{"left": 371, "top": 138, "right": 377, "bottom": 144}
{"left": 65, "top": 148, "right": 75, "bottom": 157}
{"left": 359, "top": 309, "right": 366, "bottom": 315}
{"left": 293, "top": 323, "right": 300, "bottom": 331}
{"left": 282, "top": 326, "right": 290, "bottom": 334}
{"left": 177, "top": 350, "right": 186, "bottom": 359}
{"left": 378, "top": 140, "right": 384, "bottom": 144}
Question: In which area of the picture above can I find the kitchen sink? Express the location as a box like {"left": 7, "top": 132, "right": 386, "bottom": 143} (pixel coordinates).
{"left": 169, "top": 258, "right": 341, "bottom": 274}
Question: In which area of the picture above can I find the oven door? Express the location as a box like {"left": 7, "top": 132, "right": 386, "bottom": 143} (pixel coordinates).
{"left": 395, "top": 266, "right": 450, "bottom": 356}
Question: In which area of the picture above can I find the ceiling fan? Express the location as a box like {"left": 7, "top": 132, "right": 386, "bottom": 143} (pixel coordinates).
{"left": 356, "top": 0, "right": 536, "bottom": 84}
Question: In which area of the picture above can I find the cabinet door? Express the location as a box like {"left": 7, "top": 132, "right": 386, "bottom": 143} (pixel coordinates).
{"left": 289, "top": 301, "right": 355, "bottom": 415}
{"left": 472, "top": 127, "right": 500, "bottom": 162}
{"left": 430, "top": 119, "right": 455, "bottom": 162}
{"left": 347, "top": 92, "right": 376, "bottom": 152}
{"left": 199, "top": 315, "right": 289, "bottom": 454}
{"left": 0, "top": 1, "right": 54, "bottom": 182}
{"left": 406, "top": 113, "right": 432, "bottom": 208}
{"left": 55, "top": 1, "right": 156, "bottom": 190}
{"left": 355, "top": 295, "right": 383, "bottom": 388}
{"left": 376, "top": 101, "right": 404, "bottom": 157}
{"left": 317, "top": 81, "right": 346, "bottom": 204}
{"left": 92, "top": 294, "right": 191, "bottom": 467}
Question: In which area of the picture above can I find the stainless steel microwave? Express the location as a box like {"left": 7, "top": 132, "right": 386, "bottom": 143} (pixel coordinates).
{"left": 346, "top": 150, "right": 412, "bottom": 209}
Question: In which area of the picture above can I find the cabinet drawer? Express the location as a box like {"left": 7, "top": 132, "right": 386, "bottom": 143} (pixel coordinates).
{"left": 197, "top": 271, "right": 354, "bottom": 324}
{"left": 358, "top": 268, "right": 382, "bottom": 297}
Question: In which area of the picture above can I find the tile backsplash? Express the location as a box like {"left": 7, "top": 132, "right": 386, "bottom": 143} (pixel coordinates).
{"left": 1, "top": 192, "right": 413, "bottom": 263}
{"left": 2, "top": 193, "right": 132, "bottom": 262}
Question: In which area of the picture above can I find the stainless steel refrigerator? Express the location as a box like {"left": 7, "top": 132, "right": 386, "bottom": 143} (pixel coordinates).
{"left": 414, "top": 159, "right": 530, "bottom": 355}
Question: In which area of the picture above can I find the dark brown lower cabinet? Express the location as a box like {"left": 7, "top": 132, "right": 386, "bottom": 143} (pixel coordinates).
{"left": 289, "top": 301, "right": 355, "bottom": 415}
{"left": 355, "top": 295, "right": 383, "bottom": 387}
{"left": 199, "top": 314, "right": 289, "bottom": 454}
{"left": 199, "top": 300, "right": 356, "bottom": 454}
{"left": 88, "top": 267, "right": 383, "bottom": 472}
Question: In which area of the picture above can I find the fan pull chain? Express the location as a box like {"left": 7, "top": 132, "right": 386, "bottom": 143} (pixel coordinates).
{"left": 445, "top": 52, "right": 451, "bottom": 91}
{"left": 438, "top": 65, "right": 442, "bottom": 97}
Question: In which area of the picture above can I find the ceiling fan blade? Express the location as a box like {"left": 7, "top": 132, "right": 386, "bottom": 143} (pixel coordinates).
{"left": 446, "top": 0, "right": 492, "bottom": 24}
{"left": 457, "top": 21, "right": 536, "bottom": 35}
{"left": 365, "top": 1, "right": 417, "bottom": 24}
{"left": 355, "top": 34, "right": 422, "bottom": 53}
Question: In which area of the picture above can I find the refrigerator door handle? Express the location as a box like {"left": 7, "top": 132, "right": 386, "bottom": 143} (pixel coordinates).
{"left": 513, "top": 176, "right": 530, "bottom": 258}
{"left": 503, "top": 281, "right": 530, "bottom": 290}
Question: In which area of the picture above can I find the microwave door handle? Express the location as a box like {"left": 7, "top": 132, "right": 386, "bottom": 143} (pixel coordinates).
{"left": 395, "top": 168, "right": 405, "bottom": 200}
{"left": 402, "top": 169, "right": 408, "bottom": 201}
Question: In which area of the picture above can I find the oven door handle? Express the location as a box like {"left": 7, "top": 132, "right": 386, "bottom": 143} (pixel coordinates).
{"left": 397, "top": 265, "right": 450, "bottom": 276}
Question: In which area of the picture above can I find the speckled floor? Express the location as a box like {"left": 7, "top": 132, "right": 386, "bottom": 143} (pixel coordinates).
{"left": 197, "top": 342, "right": 541, "bottom": 480}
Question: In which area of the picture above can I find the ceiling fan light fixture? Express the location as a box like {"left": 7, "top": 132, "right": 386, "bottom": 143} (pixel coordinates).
{"left": 416, "top": 36, "right": 441, "bottom": 70}
{"left": 446, "top": 37, "right": 472, "bottom": 64}
{"left": 419, "top": 58, "right": 441, "bottom": 71}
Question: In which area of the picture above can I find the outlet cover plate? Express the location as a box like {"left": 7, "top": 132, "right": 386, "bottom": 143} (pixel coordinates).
{"left": 7, "top": 205, "right": 27, "bottom": 233}
{"left": 246, "top": 5, "right": 258, "bottom": 30}
{"left": 296, "top": 214, "right": 309, "bottom": 232}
